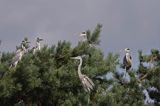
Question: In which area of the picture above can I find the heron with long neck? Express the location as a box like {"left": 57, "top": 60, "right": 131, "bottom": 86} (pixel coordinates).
{"left": 32, "top": 37, "right": 43, "bottom": 54}
{"left": 71, "top": 56, "right": 95, "bottom": 92}
{"left": 10, "top": 43, "right": 27, "bottom": 68}
{"left": 123, "top": 48, "right": 132, "bottom": 71}
{"left": 36, "top": 37, "right": 43, "bottom": 50}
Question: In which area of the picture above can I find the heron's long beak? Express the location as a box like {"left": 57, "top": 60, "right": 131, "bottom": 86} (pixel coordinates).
{"left": 37, "top": 37, "right": 43, "bottom": 41}
{"left": 80, "top": 33, "right": 86, "bottom": 37}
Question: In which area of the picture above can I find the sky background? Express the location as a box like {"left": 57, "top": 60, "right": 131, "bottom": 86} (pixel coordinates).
{"left": 0, "top": 0, "right": 160, "bottom": 68}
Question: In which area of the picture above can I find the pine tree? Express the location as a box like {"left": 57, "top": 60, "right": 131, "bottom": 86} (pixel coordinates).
{"left": 0, "top": 24, "right": 159, "bottom": 105}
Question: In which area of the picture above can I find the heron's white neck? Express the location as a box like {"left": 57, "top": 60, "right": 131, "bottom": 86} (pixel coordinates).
{"left": 21, "top": 44, "right": 26, "bottom": 52}
{"left": 125, "top": 52, "right": 130, "bottom": 54}
{"left": 19, "top": 50, "right": 24, "bottom": 60}
{"left": 125, "top": 52, "right": 132, "bottom": 63}
{"left": 82, "top": 36, "right": 87, "bottom": 42}
{"left": 78, "top": 58, "right": 83, "bottom": 76}
{"left": 36, "top": 41, "right": 41, "bottom": 50}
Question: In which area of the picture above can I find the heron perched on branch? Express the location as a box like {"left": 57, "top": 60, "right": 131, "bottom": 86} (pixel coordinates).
{"left": 71, "top": 56, "right": 95, "bottom": 92}
{"left": 32, "top": 37, "right": 43, "bottom": 54}
{"left": 122, "top": 48, "right": 132, "bottom": 71}
{"left": 10, "top": 46, "right": 25, "bottom": 68}
{"left": 80, "top": 32, "right": 87, "bottom": 42}
{"left": 79, "top": 31, "right": 95, "bottom": 47}
{"left": 10, "top": 41, "right": 30, "bottom": 68}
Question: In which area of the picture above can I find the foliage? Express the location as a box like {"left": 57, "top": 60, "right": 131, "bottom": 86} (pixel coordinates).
{"left": 0, "top": 24, "right": 159, "bottom": 105}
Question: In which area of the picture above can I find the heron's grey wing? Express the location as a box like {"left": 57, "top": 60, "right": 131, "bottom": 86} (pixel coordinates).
{"left": 85, "top": 76, "right": 95, "bottom": 87}
{"left": 84, "top": 76, "right": 95, "bottom": 90}
{"left": 130, "top": 55, "right": 132, "bottom": 59}
{"left": 126, "top": 53, "right": 132, "bottom": 62}
{"left": 81, "top": 79, "right": 89, "bottom": 92}
{"left": 123, "top": 55, "right": 127, "bottom": 65}
{"left": 83, "top": 77, "right": 93, "bottom": 92}
{"left": 12, "top": 53, "right": 20, "bottom": 63}
{"left": 16, "top": 49, "right": 21, "bottom": 54}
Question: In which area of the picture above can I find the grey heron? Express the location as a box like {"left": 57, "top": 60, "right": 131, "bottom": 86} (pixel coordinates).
{"left": 36, "top": 37, "right": 43, "bottom": 50}
{"left": 18, "top": 39, "right": 31, "bottom": 53}
{"left": 10, "top": 43, "right": 28, "bottom": 68}
{"left": 122, "top": 48, "right": 132, "bottom": 71}
{"left": 71, "top": 56, "right": 95, "bottom": 92}
{"left": 32, "top": 37, "right": 43, "bottom": 54}
{"left": 79, "top": 31, "right": 96, "bottom": 47}
{"left": 80, "top": 32, "right": 87, "bottom": 42}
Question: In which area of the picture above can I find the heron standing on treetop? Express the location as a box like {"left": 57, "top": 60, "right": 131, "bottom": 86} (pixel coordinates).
{"left": 71, "top": 56, "right": 95, "bottom": 92}
{"left": 32, "top": 37, "right": 43, "bottom": 54}
{"left": 80, "top": 32, "right": 87, "bottom": 42}
{"left": 79, "top": 31, "right": 96, "bottom": 47}
{"left": 10, "top": 43, "right": 28, "bottom": 68}
{"left": 122, "top": 48, "right": 132, "bottom": 71}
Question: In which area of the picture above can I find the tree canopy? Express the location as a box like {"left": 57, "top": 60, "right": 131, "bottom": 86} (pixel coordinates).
{"left": 0, "top": 24, "right": 160, "bottom": 106}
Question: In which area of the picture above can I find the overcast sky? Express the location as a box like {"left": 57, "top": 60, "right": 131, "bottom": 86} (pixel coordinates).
{"left": 0, "top": 0, "right": 160, "bottom": 68}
